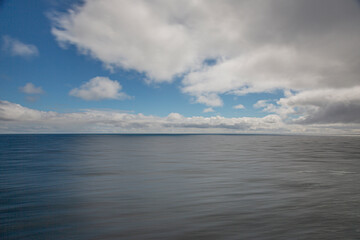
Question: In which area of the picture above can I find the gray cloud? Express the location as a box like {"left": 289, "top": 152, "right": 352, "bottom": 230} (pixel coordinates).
{"left": 254, "top": 87, "right": 360, "bottom": 125}
{"left": 279, "top": 88, "right": 360, "bottom": 124}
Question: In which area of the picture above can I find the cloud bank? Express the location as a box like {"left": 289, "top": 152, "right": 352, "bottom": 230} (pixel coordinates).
{"left": 1, "top": 100, "right": 359, "bottom": 134}
{"left": 0, "top": 100, "right": 283, "bottom": 133}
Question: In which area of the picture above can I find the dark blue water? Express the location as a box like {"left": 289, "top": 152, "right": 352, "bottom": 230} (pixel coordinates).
{"left": 1, "top": 134, "right": 360, "bottom": 239}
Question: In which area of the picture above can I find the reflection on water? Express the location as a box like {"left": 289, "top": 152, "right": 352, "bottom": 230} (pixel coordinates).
{"left": 1, "top": 134, "right": 360, "bottom": 239}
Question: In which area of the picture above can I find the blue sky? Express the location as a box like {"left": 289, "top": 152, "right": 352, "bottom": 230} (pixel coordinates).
{"left": 1, "top": 0, "right": 360, "bottom": 134}
{"left": 0, "top": 0, "right": 276, "bottom": 118}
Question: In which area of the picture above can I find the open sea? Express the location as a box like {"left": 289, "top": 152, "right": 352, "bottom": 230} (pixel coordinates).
{"left": 1, "top": 134, "right": 360, "bottom": 239}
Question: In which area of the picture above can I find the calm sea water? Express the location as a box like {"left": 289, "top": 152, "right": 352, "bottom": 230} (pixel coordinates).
{"left": 1, "top": 134, "right": 360, "bottom": 239}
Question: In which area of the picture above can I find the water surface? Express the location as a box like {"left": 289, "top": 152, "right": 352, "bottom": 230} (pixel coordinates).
{"left": 1, "top": 134, "right": 360, "bottom": 239}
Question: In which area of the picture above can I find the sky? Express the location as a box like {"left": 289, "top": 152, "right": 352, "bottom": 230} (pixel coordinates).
{"left": 1, "top": 0, "right": 360, "bottom": 134}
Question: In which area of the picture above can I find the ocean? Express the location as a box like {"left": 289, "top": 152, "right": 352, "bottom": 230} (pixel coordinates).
{"left": 1, "top": 134, "right": 360, "bottom": 239}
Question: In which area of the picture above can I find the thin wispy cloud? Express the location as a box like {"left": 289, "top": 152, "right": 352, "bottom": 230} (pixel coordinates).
{"left": 2, "top": 35, "right": 39, "bottom": 57}
{"left": 233, "top": 104, "right": 245, "bottom": 110}
{"left": 203, "top": 107, "right": 215, "bottom": 113}
{"left": 20, "top": 83, "right": 44, "bottom": 94}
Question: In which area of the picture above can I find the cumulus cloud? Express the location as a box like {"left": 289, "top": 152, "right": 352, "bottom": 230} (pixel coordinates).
{"left": 51, "top": 1, "right": 360, "bottom": 81}
{"left": 51, "top": 0, "right": 360, "bottom": 124}
{"left": 2, "top": 35, "right": 39, "bottom": 57}
{"left": 51, "top": 0, "right": 200, "bottom": 82}
{"left": 69, "top": 76, "right": 130, "bottom": 100}
{"left": 20, "top": 83, "right": 44, "bottom": 94}
{"left": 233, "top": 104, "right": 245, "bottom": 110}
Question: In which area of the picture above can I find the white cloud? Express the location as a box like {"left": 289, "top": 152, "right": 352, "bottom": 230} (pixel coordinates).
{"left": 233, "top": 104, "right": 245, "bottom": 109}
{"left": 1, "top": 100, "right": 360, "bottom": 134}
{"left": 181, "top": 46, "right": 341, "bottom": 105}
{"left": 51, "top": 0, "right": 200, "bottom": 82}
{"left": 0, "top": 100, "right": 285, "bottom": 133}
{"left": 69, "top": 76, "right": 130, "bottom": 101}
{"left": 203, "top": 107, "right": 215, "bottom": 113}
{"left": 51, "top": 0, "right": 360, "bottom": 123}
{"left": 2, "top": 35, "right": 39, "bottom": 57}
{"left": 0, "top": 101, "right": 44, "bottom": 121}
{"left": 20, "top": 83, "right": 44, "bottom": 94}
{"left": 195, "top": 93, "right": 223, "bottom": 107}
